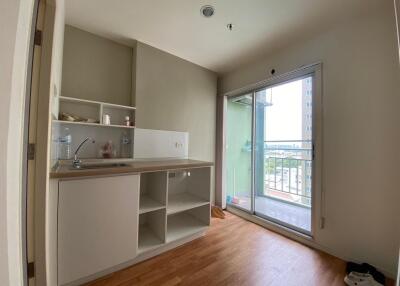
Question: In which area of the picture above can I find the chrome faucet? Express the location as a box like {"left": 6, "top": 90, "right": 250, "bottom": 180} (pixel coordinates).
{"left": 72, "top": 137, "right": 95, "bottom": 169}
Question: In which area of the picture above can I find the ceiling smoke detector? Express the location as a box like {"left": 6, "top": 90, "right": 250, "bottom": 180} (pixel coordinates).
{"left": 200, "top": 5, "right": 215, "bottom": 18}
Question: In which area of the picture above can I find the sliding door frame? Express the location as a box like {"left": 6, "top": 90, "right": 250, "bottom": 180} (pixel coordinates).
{"left": 223, "top": 63, "right": 323, "bottom": 239}
{"left": 224, "top": 92, "right": 256, "bottom": 214}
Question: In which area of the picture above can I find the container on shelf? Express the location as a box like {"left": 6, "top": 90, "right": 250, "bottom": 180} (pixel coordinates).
{"left": 103, "top": 114, "right": 111, "bottom": 125}
{"left": 124, "top": 116, "right": 130, "bottom": 127}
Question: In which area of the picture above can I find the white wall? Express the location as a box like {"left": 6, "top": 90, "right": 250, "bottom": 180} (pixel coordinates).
{"left": 219, "top": 2, "right": 400, "bottom": 277}
{"left": 62, "top": 25, "right": 133, "bottom": 106}
{"left": 135, "top": 42, "right": 217, "bottom": 203}
{"left": 0, "top": 0, "right": 35, "bottom": 285}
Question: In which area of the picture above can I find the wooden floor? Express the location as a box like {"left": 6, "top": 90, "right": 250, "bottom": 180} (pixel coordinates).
{"left": 85, "top": 212, "right": 388, "bottom": 286}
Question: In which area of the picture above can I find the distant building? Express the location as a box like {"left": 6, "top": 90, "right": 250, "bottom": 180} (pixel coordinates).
{"left": 301, "top": 77, "right": 313, "bottom": 204}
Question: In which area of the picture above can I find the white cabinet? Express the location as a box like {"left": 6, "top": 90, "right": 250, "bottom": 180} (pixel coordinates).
{"left": 54, "top": 166, "right": 212, "bottom": 285}
{"left": 58, "top": 175, "right": 140, "bottom": 285}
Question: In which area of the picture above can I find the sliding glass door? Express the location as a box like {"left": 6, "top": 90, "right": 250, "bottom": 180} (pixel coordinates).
{"left": 225, "top": 73, "right": 315, "bottom": 235}
{"left": 254, "top": 76, "right": 313, "bottom": 234}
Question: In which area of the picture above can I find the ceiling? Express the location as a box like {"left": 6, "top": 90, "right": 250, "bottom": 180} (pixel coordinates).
{"left": 65, "top": 0, "right": 383, "bottom": 74}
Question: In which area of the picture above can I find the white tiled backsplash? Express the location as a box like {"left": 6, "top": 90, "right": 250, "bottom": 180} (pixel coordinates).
{"left": 133, "top": 128, "right": 188, "bottom": 159}
{"left": 52, "top": 124, "right": 188, "bottom": 164}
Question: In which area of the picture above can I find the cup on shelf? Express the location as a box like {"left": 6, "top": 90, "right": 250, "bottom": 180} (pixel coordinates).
{"left": 102, "top": 114, "right": 111, "bottom": 125}
{"left": 124, "top": 116, "right": 130, "bottom": 127}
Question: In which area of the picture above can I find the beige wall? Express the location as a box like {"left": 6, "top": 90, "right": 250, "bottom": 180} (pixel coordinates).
{"left": 62, "top": 25, "right": 133, "bottom": 106}
{"left": 0, "top": 0, "right": 35, "bottom": 285}
{"left": 219, "top": 2, "right": 400, "bottom": 277}
{"left": 135, "top": 42, "right": 217, "bottom": 202}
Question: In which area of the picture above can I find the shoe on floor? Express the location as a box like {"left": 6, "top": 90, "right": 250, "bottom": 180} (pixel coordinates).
{"left": 344, "top": 271, "right": 384, "bottom": 286}
{"left": 346, "top": 262, "right": 386, "bottom": 285}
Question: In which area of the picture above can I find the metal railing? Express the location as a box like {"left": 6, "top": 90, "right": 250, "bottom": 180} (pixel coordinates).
{"left": 262, "top": 140, "right": 312, "bottom": 204}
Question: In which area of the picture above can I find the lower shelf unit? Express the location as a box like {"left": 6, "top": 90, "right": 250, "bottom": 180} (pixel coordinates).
{"left": 138, "top": 204, "right": 210, "bottom": 254}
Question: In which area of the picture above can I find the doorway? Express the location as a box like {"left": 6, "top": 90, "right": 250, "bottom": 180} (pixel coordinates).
{"left": 225, "top": 65, "right": 320, "bottom": 235}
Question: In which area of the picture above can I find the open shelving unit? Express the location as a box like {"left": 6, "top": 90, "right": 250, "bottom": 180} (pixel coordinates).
{"left": 53, "top": 96, "right": 136, "bottom": 160}
{"left": 136, "top": 167, "right": 211, "bottom": 255}
{"left": 57, "top": 96, "right": 136, "bottom": 129}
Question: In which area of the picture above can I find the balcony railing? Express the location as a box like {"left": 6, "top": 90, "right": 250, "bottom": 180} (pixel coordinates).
{"left": 262, "top": 140, "right": 312, "bottom": 206}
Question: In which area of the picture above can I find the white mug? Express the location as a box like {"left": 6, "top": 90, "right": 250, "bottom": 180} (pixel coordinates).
{"left": 103, "top": 114, "right": 111, "bottom": 125}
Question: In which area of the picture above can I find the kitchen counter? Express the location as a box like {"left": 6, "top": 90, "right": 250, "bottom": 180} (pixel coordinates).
{"left": 50, "top": 159, "right": 213, "bottom": 179}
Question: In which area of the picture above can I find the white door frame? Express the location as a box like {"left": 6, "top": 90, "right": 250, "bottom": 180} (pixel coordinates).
{"left": 221, "top": 63, "right": 324, "bottom": 239}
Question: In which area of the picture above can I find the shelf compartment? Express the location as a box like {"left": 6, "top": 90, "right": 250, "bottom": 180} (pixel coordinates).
{"left": 140, "top": 195, "right": 165, "bottom": 214}
{"left": 102, "top": 105, "right": 135, "bottom": 127}
{"left": 167, "top": 167, "right": 211, "bottom": 214}
{"left": 166, "top": 205, "right": 209, "bottom": 243}
{"left": 138, "top": 224, "right": 164, "bottom": 254}
{"left": 58, "top": 96, "right": 136, "bottom": 128}
{"left": 138, "top": 210, "right": 166, "bottom": 254}
{"left": 139, "top": 172, "right": 167, "bottom": 214}
{"left": 167, "top": 193, "right": 209, "bottom": 215}
{"left": 59, "top": 97, "right": 100, "bottom": 124}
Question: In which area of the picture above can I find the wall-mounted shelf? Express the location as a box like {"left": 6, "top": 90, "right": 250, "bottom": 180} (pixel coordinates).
{"left": 53, "top": 119, "right": 135, "bottom": 129}
{"left": 53, "top": 96, "right": 136, "bottom": 160}
{"left": 58, "top": 96, "right": 136, "bottom": 127}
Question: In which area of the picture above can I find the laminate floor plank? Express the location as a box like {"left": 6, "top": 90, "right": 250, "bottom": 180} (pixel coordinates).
{"left": 85, "top": 212, "right": 393, "bottom": 286}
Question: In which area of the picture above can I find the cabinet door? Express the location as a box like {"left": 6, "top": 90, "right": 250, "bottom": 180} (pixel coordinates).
{"left": 58, "top": 175, "right": 139, "bottom": 285}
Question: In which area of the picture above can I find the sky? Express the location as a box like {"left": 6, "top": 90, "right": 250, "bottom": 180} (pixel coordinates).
{"left": 262, "top": 78, "right": 306, "bottom": 142}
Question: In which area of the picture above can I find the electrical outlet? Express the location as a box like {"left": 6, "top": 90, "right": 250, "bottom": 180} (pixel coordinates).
{"left": 175, "top": 142, "right": 184, "bottom": 148}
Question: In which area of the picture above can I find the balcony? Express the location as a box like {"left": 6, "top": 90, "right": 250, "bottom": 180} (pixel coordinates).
{"left": 228, "top": 140, "right": 312, "bottom": 233}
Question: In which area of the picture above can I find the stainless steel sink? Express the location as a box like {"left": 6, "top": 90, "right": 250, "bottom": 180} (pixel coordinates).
{"left": 69, "top": 163, "right": 130, "bottom": 170}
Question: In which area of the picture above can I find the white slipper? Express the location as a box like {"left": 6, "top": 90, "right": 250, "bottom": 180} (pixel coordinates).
{"left": 344, "top": 271, "right": 384, "bottom": 286}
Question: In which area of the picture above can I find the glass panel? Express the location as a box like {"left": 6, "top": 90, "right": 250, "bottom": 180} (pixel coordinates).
{"left": 226, "top": 94, "right": 253, "bottom": 211}
{"left": 254, "top": 76, "right": 313, "bottom": 233}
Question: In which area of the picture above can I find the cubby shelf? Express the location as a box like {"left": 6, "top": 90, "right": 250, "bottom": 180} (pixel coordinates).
{"left": 58, "top": 96, "right": 135, "bottom": 128}
{"left": 137, "top": 168, "right": 211, "bottom": 254}
{"left": 167, "top": 193, "right": 209, "bottom": 215}
{"left": 139, "top": 195, "right": 166, "bottom": 214}
{"left": 166, "top": 212, "right": 208, "bottom": 243}
{"left": 138, "top": 224, "right": 164, "bottom": 254}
